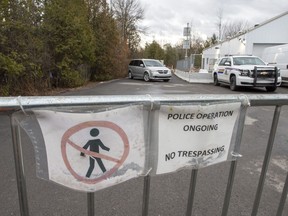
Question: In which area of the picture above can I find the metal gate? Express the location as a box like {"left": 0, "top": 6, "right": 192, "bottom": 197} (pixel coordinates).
{"left": 0, "top": 94, "right": 287, "bottom": 216}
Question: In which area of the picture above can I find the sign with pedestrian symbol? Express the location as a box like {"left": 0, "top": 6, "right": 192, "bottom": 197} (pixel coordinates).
{"left": 30, "top": 105, "right": 146, "bottom": 192}
{"left": 61, "top": 121, "right": 130, "bottom": 184}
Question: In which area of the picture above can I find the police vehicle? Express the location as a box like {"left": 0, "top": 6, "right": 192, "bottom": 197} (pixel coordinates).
{"left": 212, "top": 55, "right": 281, "bottom": 92}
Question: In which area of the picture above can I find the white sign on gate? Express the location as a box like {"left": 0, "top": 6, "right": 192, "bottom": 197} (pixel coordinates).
{"left": 30, "top": 105, "right": 146, "bottom": 192}
{"left": 156, "top": 102, "right": 241, "bottom": 174}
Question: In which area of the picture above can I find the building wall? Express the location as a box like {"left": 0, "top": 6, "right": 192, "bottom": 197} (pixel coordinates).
{"left": 202, "top": 12, "right": 288, "bottom": 71}
{"left": 245, "top": 14, "right": 288, "bottom": 55}
{"left": 202, "top": 38, "right": 247, "bottom": 71}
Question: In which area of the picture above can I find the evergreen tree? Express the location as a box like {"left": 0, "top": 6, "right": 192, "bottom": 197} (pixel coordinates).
{"left": 163, "top": 44, "right": 178, "bottom": 69}
{"left": 42, "top": 0, "right": 96, "bottom": 87}
{"left": 0, "top": 0, "right": 44, "bottom": 95}
{"left": 144, "top": 41, "right": 164, "bottom": 60}
{"left": 87, "top": 0, "right": 128, "bottom": 81}
{"left": 204, "top": 33, "right": 218, "bottom": 48}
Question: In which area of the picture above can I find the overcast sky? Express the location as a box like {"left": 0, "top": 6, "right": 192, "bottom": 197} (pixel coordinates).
{"left": 138, "top": 0, "right": 288, "bottom": 46}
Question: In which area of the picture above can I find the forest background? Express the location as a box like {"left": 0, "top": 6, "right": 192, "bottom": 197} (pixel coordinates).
{"left": 0, "top": 0, "right": 221, "bottom": 96}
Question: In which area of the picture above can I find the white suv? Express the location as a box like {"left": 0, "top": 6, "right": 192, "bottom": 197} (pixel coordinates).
{"left": 212, "top": 56, "right": 281, "bottom": 92}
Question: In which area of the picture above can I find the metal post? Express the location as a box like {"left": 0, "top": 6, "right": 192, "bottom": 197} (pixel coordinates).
{"left": 186, "top": 169, "right": 198, "bottom": 216}
{"left": 141, "top": 102, "right": 154, "bottom": 216}
{"left": 221, "top": 104, "right": 247, "bottom": 216}
{"left": 274, "top": 66, "right": 278, "bottom": 86}
{"left": 251, "top": 105, "right": 282, "bottom": 216}
{"left": 87, "top": 192, "right": 95, "bottom": 216}
{"left": 221, "top": 160, "right": 238, "bottom": 216}
{"left": 253, "top": 66, "right": 258, "bottom": 86}
{"left": 10, "top": 116, "right": 30, "bottom": 216}
{"left": 142, "top": 175, "right": 151, "bottom": 216}
{"left": 276, "top": 172, "right": 288, "bottom": 216}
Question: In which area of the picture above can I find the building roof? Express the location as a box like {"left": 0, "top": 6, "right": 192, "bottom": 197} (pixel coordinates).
{"left": 251, "top": 10, "right": 288, "bottom": 32}
{"left": 204, "top": 10, "right": 288, "bottom": 51}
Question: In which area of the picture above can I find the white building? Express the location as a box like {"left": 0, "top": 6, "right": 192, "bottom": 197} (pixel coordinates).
{"left": 202, "top": 11, "right": 288, "bottom": 72}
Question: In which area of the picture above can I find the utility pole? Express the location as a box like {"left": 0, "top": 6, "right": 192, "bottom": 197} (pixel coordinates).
{"left": 183, "top": 23, "right": 191, "bottom": 71}
{"left": 185, "top": 23, "right": 189, "bottom": 58}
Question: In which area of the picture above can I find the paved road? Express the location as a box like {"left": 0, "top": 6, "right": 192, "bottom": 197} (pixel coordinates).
{"left": 1, "top": 74, "right": 288, "bottom": 216}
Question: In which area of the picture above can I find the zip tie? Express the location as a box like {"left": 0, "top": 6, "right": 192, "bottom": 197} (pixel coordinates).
{"left": 17, "top": 96, "right": 28, "bottom": 116}
{"left": 146, "top": 167, "right": 152, "bottom": 176}
{"left": 231, "top": 151, "right": 242, "bottom": 159}
{"left": 146, "top": 94, "right": 154, "bottom": 110}
{"left": 240, "top": 94, "right": 251, "bottom": 107}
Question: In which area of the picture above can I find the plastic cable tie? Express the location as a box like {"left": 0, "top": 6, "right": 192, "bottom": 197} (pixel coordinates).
{"left": 17, "top": 96, "right": 28, "bottom": 116}
{"left": 240, "top": 94, "right": 251, "bottom": 107}
{"left": 146, "top": 167, "right": 152, "bottom": 176}
{"left": 146, "top": 94, "right": 154, "bottom": 110}
{"left": 231, "top": 152, "right": 242, "bottom": 158}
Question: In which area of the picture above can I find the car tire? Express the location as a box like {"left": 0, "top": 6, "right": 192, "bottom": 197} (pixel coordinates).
{"left": 230, "top": 75, "right": 238, "bottom": 91}
{"left": 213, "top": 73, "right": 220, "bottom": 86}
{"left": 265, "top": 86, "right": 277, "bottom": 92}
{"left": 128, "top": 71, "right": 133, "bottom": 79}
{"left": 143, "top": 73, "right": 150, "bottom": 82}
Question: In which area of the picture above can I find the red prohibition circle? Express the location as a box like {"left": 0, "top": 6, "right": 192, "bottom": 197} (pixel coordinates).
{"left": 61, "top": 121, "right": 129, "bottom": 184}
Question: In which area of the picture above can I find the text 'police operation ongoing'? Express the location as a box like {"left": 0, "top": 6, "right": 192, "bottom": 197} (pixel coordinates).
{"left": 167, "top": 111, "right": 234, "bottom": 120}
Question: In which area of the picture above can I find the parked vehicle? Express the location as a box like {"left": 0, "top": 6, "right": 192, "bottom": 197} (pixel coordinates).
{"left": 261, "top": 44, "right": 288, "bottom": 84}
{"left": 128, "top": 59, "right": 172, "bottom": 82}
{"left": 212, "top": 55, "right": 281, "bottom": 92}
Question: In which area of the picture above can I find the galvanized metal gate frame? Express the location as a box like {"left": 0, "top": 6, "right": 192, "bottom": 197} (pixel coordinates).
{"left": 1, "top": 94, "right": 287, "bottom": 216}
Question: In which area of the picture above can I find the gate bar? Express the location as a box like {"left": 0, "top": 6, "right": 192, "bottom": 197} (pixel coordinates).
{"left": 186, "top": 169, "right": 198, "bottom": 216}
{"left": 87, "top": 193, "right": 95, "bottom": 216}
{"left": 142, "top": 175, "right": 151, "bottom": 216}
{"left": 10, "top": 117, "right": 30, "bottom": 216}
{"left": 141, "top": 102, "right": 154, "bottom": 216}
{"left": 221, "top": 104, "right": 248, "bottom": 216}
{"left": 221, "top": 160, "right": 238, "bottom": 216}
{"left": 1, "top": 94, "right": 288, "bottom": 110}
{"left": 276, "top": 171, "right": 288, "bottom": 216}
{"left": 251, "top": 105, "right": 282, "bottom": 216}
{"left": 2, "top": 95, "right": 288, "bottom": 216}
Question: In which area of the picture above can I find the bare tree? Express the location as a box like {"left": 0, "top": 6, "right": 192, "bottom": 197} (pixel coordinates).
{"left": 216, "top": 8, "right": 223, "bottom": 41}
{"left": 112, "top": 0, "right": 144, "bottom": 52}
{"left": 215, "top": 8, "right": 250, "bottom": 41}
{"left": 222, "top": 20, "right": 250, "bottom": 39}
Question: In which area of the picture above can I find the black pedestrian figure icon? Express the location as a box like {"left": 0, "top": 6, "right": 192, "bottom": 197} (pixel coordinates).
{"left": 80, "top": 128, "right": 110, "bottom": 178}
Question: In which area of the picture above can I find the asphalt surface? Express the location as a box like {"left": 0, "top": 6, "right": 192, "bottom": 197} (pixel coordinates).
{"left": 0, "top": 74, "right": 288, "bottom": 216}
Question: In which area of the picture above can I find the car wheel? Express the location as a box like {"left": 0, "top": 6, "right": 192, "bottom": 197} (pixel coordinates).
{"left": 128, "top": 71, "right": 133, "bottom": 79}
{"left": 143, "top": 73, "right": 150, "bottom": 82}
{"left": 213, "top": 74, "right": 220, "bottom": 86}
{"left": 230, "top": 75, "right": 238, "bottom": 91}
{"left": 265, "top": 86, "right": 277, "bottom": 92}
